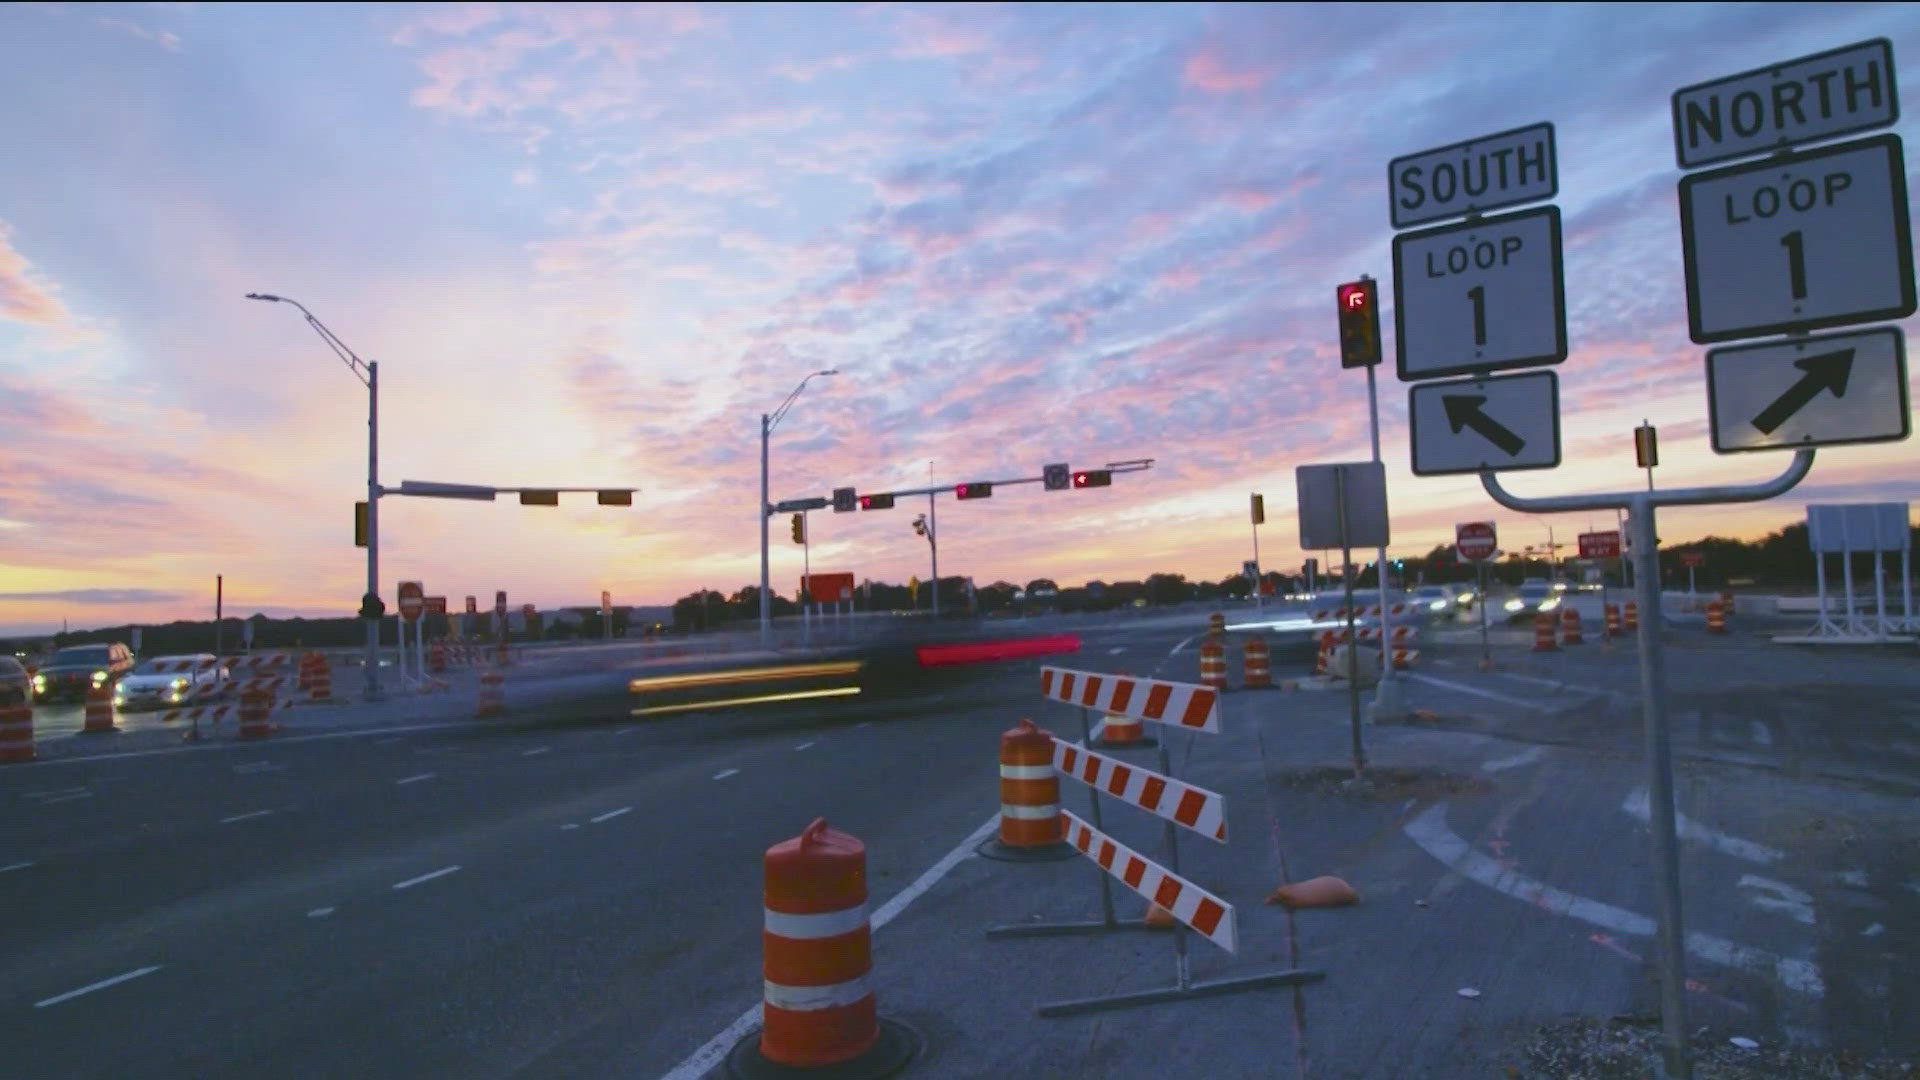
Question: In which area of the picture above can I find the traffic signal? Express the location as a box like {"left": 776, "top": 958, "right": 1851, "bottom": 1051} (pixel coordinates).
{"left": 859, "top": 492, "right": 895, "bottom": 510}
{"left": 1250, "top": 493, "right": 1265, "bottom": 525}
{"left": 1042, "top": 463, "right": 1070, "bottom": 491}
{"left": 1072, "top": 469, "right": 1111, "bottom": 488}
{"left": 1634, "top": 423, "right": 1659, "bottom": 469}
{"left": 519, "top": 489, "right": 559, "bottom": 506}
{"left": 955, "top": 481, "right": 993, "bottom": 500}
{"left": 597, "top": 489, "right": 633, "bottom": 506}
{"left": 354, "top": 500, "right": 369, "bottom": 547}
{"left": 791, "top": 513, "right": 806, "bottom": 544}
{"left": 1337, "top": 279, "right": 1381, "bottom": 368}
{"left": 832, "top": 487, "right": 857, "bottom": 513}
{"left": 912, "top": 517, "right": 927, "bottom": 537}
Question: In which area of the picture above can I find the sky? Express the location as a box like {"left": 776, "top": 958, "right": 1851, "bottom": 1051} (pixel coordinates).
{"left": 1, "top": 2, "right": 1916, "bottom": 636}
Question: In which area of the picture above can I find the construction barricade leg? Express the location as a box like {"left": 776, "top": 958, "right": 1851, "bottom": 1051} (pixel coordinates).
{"left": 728, "top": 818, "right": 921, "bottom": 1078}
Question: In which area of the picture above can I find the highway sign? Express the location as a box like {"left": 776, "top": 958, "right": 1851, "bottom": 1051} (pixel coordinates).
{"left": 775, "top": 497, "right": 830, "bottom": 513}
{"left": 1672, "top": 39, "right": 1897, "bottom": 169}
{"left": 1455, "top": 521, "right": 1498, "bottom": 562}
{"left": 1579, "top": 531, "right": 1622, "bottom": 559}
{"left": 1678, "top": 134, "right": 1914, "bottom": 343}
{"left": 424, "top": 596, "right": 447, "bottom": 616}
{"left": 1705, "top": 326, "right": 1909, "bottom": 453}
{"left": 1389, "top": 123, "right": 1556, "bottom": 229}
{"left": 831, "top": 488, "right": 856, "bottom": 513}
{"left": 1393, "top": 205, "right": 1566, "bottom": 381}
{"left": 1042, "top": 463, "right": 1070, "bottom": 491}
{"left": 398, "top": 581, "right": 424, "bottom": 622}
{"left": 1295, "top": 461, "right": 1389, "bottom": 551}
{"left": 1408, "top": 371, "right": 1561, "bottom": 476}
{"left": 1243, "top": 560, "right": 1260, "bottom": 581}
{"left": 1681, "top": 552, "right": 1705, "bottom": 569}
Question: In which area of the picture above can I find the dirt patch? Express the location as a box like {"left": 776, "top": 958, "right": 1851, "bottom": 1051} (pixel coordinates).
{"left": 1275, "top": 765, "right": 1493, "bottom": 802}
{"left": 1513, "top": 1015, "right": 1916, "bottom": 1079}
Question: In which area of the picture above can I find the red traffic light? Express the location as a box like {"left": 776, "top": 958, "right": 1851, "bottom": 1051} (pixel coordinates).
{"left": 1338, "top": 281, "right": 1372, "bottom": 312}
{"left": 1072, "top": 470, "right": 1111, "bottom": 488}
{"left": 955, "top": 481, "right": 993, "bottom": 500}
{"left": 1337, "top": 278, "right": 1381, "bottom": 368}
{"left": 860, "top": 493, "right": 895, "bottom": 510}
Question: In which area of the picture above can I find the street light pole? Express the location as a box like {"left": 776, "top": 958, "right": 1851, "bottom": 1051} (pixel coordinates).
{"left": 247, "top": 293, "right": 383, "bottom": 701}
{"left": 758, "top": 370, "right": 838, "bottom": 648}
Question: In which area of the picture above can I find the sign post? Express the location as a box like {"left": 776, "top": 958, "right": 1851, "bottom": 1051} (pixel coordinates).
{"left": 602, "top": 590, "right": 613, "bottom": 641}
{"left": 1681, "top": 551, "right": 1705, "bottom": 596}
{"left": 1298, "top": 462, "right": 1390, "bottom": 778}
{"left": 1456, "top": 522, "right": 1498, "bottom": 668}
{"left": 398, "top": 581, "right": 424, "bottom": 686}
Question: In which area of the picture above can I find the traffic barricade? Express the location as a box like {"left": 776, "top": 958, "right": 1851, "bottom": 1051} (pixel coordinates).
{"left": 1560, "top": 607, "right": 1584, "bottom": 645}
{"left": 0, "top": 704, "right": 34, "bottom": 763}
{"left": 727, "top": 818, "right": 921, "bottom": 1075}
{"left": 1391, "top": 649, "right": 1419, "bottom": 670}
{"left": 1198, "top": 640, "right": 1228, "bottom": 690}
{"left": 1605, "top": 603, "right": 1623, "bottom": 637}
{"left": 1706, "top": 601, "right": 1727, "bottom": 634}
{"left": 1242, "top": 636, "right": 1272, "bottom": 689}
{"left": 988, "top": 666, "right": 1326, "bottom": 1016}
{"left": 83, "top": 685, "right": 116, "bottom": 734}
{"left": 979, "top": 718, "right": 1075, "bottom": 861}
{"left": 477, "top": 670, "right": 505, "bottom": 717}
{"left": 1721, "top": 591, "right": 1736, "bottom": 617}
{"left": 237, "top": 689, "right": 276, "bottom": 740}
{"left": 1207, "top": 612, "right": 1225, "bottom": 638}
{"left": 1624, "top": 601, "right": 1639, "bottom": 632}
{"left": 1533, "top": 612, "right": 1558, "bottom": 652}
{"left": 307, "top": 656, "right": 333, "bottom": 703}
{"left": 1314, "top": 630, "right": 1339, "bottom": 676}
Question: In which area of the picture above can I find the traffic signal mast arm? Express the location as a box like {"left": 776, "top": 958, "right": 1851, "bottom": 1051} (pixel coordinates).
{"left": 800, "top": 458, "right": 1154, "bottom": 508}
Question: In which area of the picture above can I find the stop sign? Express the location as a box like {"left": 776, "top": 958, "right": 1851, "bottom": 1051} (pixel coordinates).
{"left": 397, "top": 580, "right": 424, "bottom": 621}
{"left": 1455, "top": 521, "right": 1497, "bottom": 562}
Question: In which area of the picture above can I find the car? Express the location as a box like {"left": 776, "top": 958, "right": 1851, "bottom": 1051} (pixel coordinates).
{"left": 31, "top": 642, "right": 135, "bottom": 704}
{"left": 0, "top": 656, "right": 31, "bottom": 708}
{"left": 1410, "top": 585, "right": 1457, "bottom": 618}
{"left": 1502, "top": 582, "right": 1562, "bottom": 620}
{"left": 114, "top": 654, "right": 227, "bottom": 712}
{"left": 1445, "top": 583, "right": 1479, "bottom": 610}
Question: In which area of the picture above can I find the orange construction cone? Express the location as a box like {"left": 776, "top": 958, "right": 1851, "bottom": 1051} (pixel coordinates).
{"left": 1144, "top": 903, "right": 1177, "bottom": 928}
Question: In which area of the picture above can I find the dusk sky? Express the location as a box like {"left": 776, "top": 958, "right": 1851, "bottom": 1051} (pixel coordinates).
{"left": 1, "top": 2, "right": 1916, "bottom": 636}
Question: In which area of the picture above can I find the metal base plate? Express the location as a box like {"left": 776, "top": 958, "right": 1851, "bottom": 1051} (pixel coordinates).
{"left": 727, "top": 1017, "right": 921, "bottom": 1080}
{"left": 1036, "top": 968, "right": 1327, "bottom": 1017}
{"left": 986, "top": 917, "right": 1161, "bottom": 939}
{"left": 975, "top": 837, "right": 1078, "bottom": 863}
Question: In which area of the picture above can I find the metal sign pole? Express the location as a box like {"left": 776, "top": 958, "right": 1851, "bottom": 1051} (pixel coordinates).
{"left": 1365, "top": 360, "right": 1399, "bottom": 717}
{"left": 1478, "top": 560, "right": 1491, "bottom": 668}
{"left": 1080, "top": 706, "right": 1118, "bottom": 927}
{"left": 928, "top": 493, "right": 940, "bottom": 618}
{"left": 1336, "top": 469, "right": 1364, "bottom": 777}
{"left": 1250, "top": 515, "right": 1262, "bottom": 608}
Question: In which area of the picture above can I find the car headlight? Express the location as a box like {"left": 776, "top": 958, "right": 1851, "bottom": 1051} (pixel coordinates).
{"left": 1428, "top": 600, "right": 1448, "bottom": 612}
{"left": 171, "top": 678, "right": 189, "bottom": 690}
{"left": 32, "top": 674, "right": 46, "bottom": 689}
{"left": 1540, "top": 597, "right": 1561, "bottom": 611}
{"left": 1457, "top": 592, "right": 1475, "bottom": 604}
{"left": 1504, "top": 599, "right": 1524, "bottom": 612}
{"left": 91, "top": 670, "right": 108, "bottom": 685}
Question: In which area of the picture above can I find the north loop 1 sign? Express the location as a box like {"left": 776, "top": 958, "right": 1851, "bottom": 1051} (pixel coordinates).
{"left": 1408, "top": 371, "right": 1561, "bottom": 477}
{"left": 1393, "top": 206, "right": 1567, "bottom": 381}
{"left": 1705, "top": 326, "right": 1909, "bottom": 453}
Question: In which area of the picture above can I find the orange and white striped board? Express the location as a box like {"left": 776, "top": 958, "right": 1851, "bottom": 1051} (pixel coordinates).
{"left": 1310, "top": 604, "right": 1413, "bottom": 622}
{"left": 220, "top": 654, "right": 293, "bottom": 671}
{"left": 1061, "top": 810, "right": 1237, "bottom": 953}
{"left": 1052, "top": 739, "right": 1227, "bottom": 843}
{"left": 1353, "top": 626, "right": 1415, "bottom": 643}
{"left": 1039, "top": 667, "right": 1220, "bottom": 734}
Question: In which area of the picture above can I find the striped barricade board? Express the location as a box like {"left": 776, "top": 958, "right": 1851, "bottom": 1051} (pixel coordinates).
{"left": 1039, "top": 667, "right": 1220, "bottom": 734}
{"left": 1060, "top": 810, "right": 1236, "bottom": 953}
{"left": 1052, "top": 738, "right": 1227, "bottom": 843}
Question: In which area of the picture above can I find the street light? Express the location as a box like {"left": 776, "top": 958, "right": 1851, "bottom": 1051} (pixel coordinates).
{"left": 760, "top": 369, "right": 838, "bottom": 646}
{"left": 247, "top": 293, "right": 385, "bottom": 701}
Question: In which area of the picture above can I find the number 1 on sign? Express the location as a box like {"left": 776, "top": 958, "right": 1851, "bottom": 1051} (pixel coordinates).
{"left": 1467, "top": 285, "right": 1487, "bottom": 347}
{"left": 1779, "top": 230, "right": 1806, "bottom": 301}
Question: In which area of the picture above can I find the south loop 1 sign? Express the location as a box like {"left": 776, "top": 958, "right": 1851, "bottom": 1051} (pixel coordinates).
{"left": 1408, "top": 371, "right": 1561, "bottom": 477}
{"left": 1455, "top": 521, "right": 1497, "bottom": 562}
{"left": 1578, "top": 531, "right": 1622, "bottom": 559}
{"left": 1393, "top": 205, "right": 1568, "bottom": 382}
{"left": 397, "top": 581, "right": 424, "bottom": 621}
{"left": 1388, "top": 122, "right": 1558, "bottom": 230}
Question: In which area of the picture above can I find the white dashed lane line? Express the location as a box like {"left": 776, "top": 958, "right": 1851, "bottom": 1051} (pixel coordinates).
{"left": 395, "top": 773, "right": 436, "bottom": 786}
{"left": 392, "top": 865, "right": 461, "bottom": 891}
{"left": 218, "top": 809, "right": 275, "bottom": 825}
{"left": 793, "top": 741, "right": 815, "bottom": 751}
{"left": 590, "top": 807, "right": 633, "bottom": 824}
{"left": 307, "top": 907, "right": 335, "bottom": 919}
{"left": 34, "top": 966, "right": 162, "bottom": 1008}
{"left": 713, "top": 768, "right": 739, "bottom": 780}
{"left": 1, "top": 861, "right": 34, "bottom": 874}
{"left": 521, "top": 746, "right": 551, "bottom": 757}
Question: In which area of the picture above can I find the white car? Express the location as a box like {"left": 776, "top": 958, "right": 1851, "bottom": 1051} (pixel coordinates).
{"left": 114, "top": 654, "right": 228, "bottom": 712}
{"left": 1409, "top": 585, "right": 1457, "bottom": 618}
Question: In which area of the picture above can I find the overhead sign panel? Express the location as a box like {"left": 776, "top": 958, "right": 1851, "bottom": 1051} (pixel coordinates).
{"left": 1705, "top": 327, "right": 1908, "bottom": 454}
{"left": 1409, "top": 371, "right": 1561, "bottom": 477}
{"left": 1295, "top": 461, "right": 1389, "bottom": 551}
{"left": 1672, "top": 39, "right": 1898, "bottom": 168}
{"left": 1578, "top": 531, "right": 1622, "bottom": 559}
{"left": 1679, "top": 134, "right": 1914, "bottom": 343}
{"left": 774, "top": 497, "right": 830, "bottom": 513}
{"left": 1393, "top": 206, "right": 1567, "bottom": 381}
{"left": 1389, "top": 123, "right": 1557, "bottom": 229}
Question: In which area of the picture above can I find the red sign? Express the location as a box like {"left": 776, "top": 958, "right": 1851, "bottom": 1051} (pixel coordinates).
{"left": 803, "top": 572, "right": 858, "bottom": 605}
{"left": 1455, "top": 521, "right": 1498, "bottom": 562}
{"left": 1579, "top": 531, "right": 1622, "bottom": 559}
{"left": 398, "top": 581, "right": 424, "bottom": 621}
{"left": 601, "top": 590, "right": 612, "bottom": 617}
{"left": 424, "top": 596, "right": 448, "bottom": 616}
{"left": 1681, "top": 551, "right": 1706, "bottom": 568}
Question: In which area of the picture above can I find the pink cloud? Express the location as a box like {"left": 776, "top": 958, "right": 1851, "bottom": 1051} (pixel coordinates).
{"left": 1183, "top": 50, "right": 1272, "bottom": 93}
{"left": 0, "top": 222, "right": 77, "bottom": 330}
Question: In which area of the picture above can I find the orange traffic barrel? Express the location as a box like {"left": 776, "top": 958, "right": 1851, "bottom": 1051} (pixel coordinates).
{"left": 237, "top": 689, "right": 275, "bottom": 740}
{"left": 1706, "top": 601, "right": 1727, "bottom": 634}
{"left": 1243, "top": 636, "right": 1272, "bottom": 689}
{"left": 0, "top": 705, "right": 34, "bottom": 764}
{"left": 1532, "top": 612, "right": 1558, "bottom": 652}
{"left": 83, "top": 685, "right": 116, "bottom": 734}
{"left": 1314, "top": 631, "right": 1338, "bottom": 676}
{"left": 1198, "top": 640, "right": 1228, "bottom": 690}
{"left": 1604, "top": 603, "right": 1622, "bottom": 637}
{"left": 733, "top": 818, "right": 919, "bottom": 1076}
{"left": 1559, "top": 607, "right": 1583, "bottom": 645}
{"left": 979, "top": 719, "right": 1074, "bottom": 863}
{"left": 1207, "top": 611, "right": 1226, "bottom": 637}
{"left": 307, "top": 657, "right": 332, "bottom": 703}
{"left": 477, "top": 671, "right": 505, "bottom": 718}
{"left": 1721, "top": 591, "right": 1736, "bottom": 617}
{"left": 1624, "top": 601, "right": 1639, "bottom": 632}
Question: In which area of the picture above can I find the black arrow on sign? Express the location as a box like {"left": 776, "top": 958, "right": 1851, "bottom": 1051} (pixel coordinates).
{"left": 1750, "top": 349, "right": 1855, "bottom": 435}
{"left": 1443, "top": 394, "right": 1525, "bottom": 456}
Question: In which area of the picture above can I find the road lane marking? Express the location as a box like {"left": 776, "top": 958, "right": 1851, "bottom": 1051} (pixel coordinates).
{"left": 713, "top": 768, "right": 739, "bottom": 780}
{"left": 1482, "top": 746, "right": 1547, "bottom": 773}
{"left": 34, "top": 966, "right": 162, "bottom": 1008}
{"left": 854, "top": 722, "right": 870, "bottom": 729}
{"left": 1108, "top": 647, "right": 1126, "bottom": 655}
{"left": 1739, "top": 874, "right": 1816, "bottom": 925}
{"left": 560, "top": 823, "right": 579, "bottom": 830}
{"left": 590, "top": 807, "right": 632, "bottom": 824}
{"left": 219, "top": 809, "right": 275, "bottom": 825}
{"left": 1405, "top": 673, "right": 1539, "bottom": 710}
{"left": 1750, "top": 721, "right": 1773, "bottom": 747}
{"left": 307, "top": 907, "right": 335, "bottom": 918}
{"left": 26, "top": 720, "right": 489, "bottom": 766}
{"left": 1405, "top": 804, "right": 1821, "bottom": 997}
{"left": 1166, "top": 634, "right": 1197, "bottom": 658}
{"left": 1, "top": 861, "right": 34, "bottom": 874}
{"left": 521, "top": 746, "right": 551, "bottom": 757}
{"left": 793, "top": 741, "right": 815, "bottom": 751}
{"left": 233, "top": 761, "right": 278, "bottom": 775}
{"left": 1622, "top": 788, "right": 1783, "bottom": 865}
{"left": 661, "top": 812, "right": 1000, "bottom": 1080}
{"left": 395, "top": 773, "right": 436, "bottom": 786}
{"left": 392, "top": 865, "right": 461, "bottom": 891}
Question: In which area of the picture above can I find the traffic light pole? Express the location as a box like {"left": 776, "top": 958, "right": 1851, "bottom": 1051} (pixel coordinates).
{"left": 366, "top": 361, "right": 381, "bottom": 701}
{"left": 1364, "top": 354, "right": 1400, "bottom": 721}
{"left": 760, "top": 412, "right": 772, "bottom": 649}
{"left": 801, "top": 510, "right": 812, "bottom": 646}
{"left": 927, "top": 493, "right": 940, "bottom": 617}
